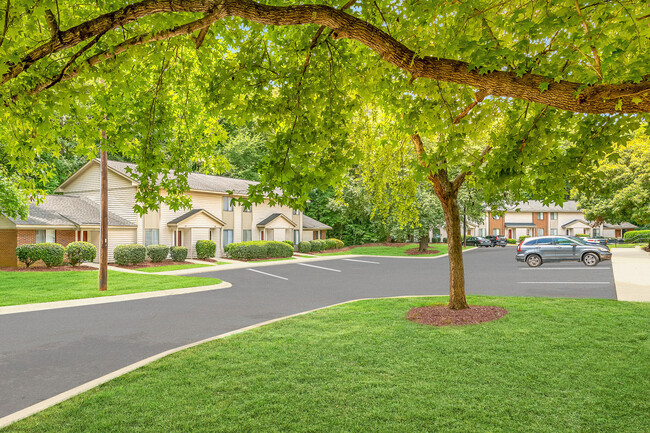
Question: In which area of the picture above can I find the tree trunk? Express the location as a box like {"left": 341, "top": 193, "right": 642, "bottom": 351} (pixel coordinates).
{"left": 418, "top": 234, "right": 428, "bottom": 252}
{"left": 439, "top": 190, "right": 469, "bottom": 310}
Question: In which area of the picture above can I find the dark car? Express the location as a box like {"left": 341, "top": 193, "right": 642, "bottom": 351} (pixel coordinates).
{"left": 516, "top": 236, "right": 611, "bottom": 267}
{"left": 485, "top": 235, "right": 508, "bottom": 247}
{"left": 465, "top": 236, "right": 492, "bottom": 247}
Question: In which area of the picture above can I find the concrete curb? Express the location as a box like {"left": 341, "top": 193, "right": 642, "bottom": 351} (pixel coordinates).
{"left": 0, "top": 294, "right": 438, "bottom": 429}
{"left": 0, "top": 282, "right": 232, "bottom": 316}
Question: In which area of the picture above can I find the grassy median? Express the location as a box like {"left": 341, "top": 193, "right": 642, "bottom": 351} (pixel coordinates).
{"left": 5, "top": 296, "right": 648, "bottom": 432}
{"left": 0, "top": 270, "right": 219, "bottom": 306}
{"left": 317, "top": 243, "right": 471, "bottom": 256}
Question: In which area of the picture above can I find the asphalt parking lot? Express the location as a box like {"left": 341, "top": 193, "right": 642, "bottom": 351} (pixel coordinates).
{"left": 0, "top": 246, "right": 616, "bottom": 421}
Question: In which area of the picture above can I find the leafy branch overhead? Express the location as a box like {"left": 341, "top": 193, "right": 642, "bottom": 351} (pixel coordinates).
{"left": 1, "top": 0, "right": 649, "bottom": 113}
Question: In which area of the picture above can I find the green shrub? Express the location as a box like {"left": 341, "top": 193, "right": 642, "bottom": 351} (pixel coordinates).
{"left": 576, "top": 234, "right": 589, "bottom": 238}
{"left": 114, "top": 244, "right": 147, "bottom": 266}
{"left": 324, "top": 239, "right": 337, "bottom": 250}
{"left": 282, "top": 240, "right": 294, "bottom": 248}
{"left": 298, "top": 241, "right": 312, "bottom": 253}
{"left": 309, "top": 240, "right": 323, "bottom": 252}
{"left": 170, "top": 246, "right": 188, "bottom": 262}
{"left": 36, "top": 243, "right": 65, "bottom": 267}
{"left": 196, "top": 240, "right": 217, "bottom": 259}
{"left": 506, "top": 238, "right": 517, "bottom": 244}
{"left": 332, "top": 239, "right": 344, "bottom": 249}
{"left": 147, "top": 244, "right": 169, "bottom": 263}
{"left": 66, "top": 242, "right": 97, "bottom": 266}
{"left": 518, "top": 235, "right": 530, "bottom": 242}
{"left": 16, "top": 244, "right": 41, "bottom": 268}
{"left": 624, "top": 230, "right": 650, "bottom": 245}
{"left": 225, "top": 241, "right": 293, "bottom": 260}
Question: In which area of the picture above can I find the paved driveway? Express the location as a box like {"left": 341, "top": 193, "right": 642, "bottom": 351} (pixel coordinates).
{"left": 0, "top": 247, "right": 615, "bottom": 420}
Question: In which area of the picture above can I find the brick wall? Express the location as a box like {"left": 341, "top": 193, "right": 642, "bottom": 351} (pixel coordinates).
{"left": 0, "top": 229, "right": 17, "bottom": 267}
{"left": 533, "top": 212, "right": 549, "bottom": 236}
{"left": 488, "top": 212, "right": 505, "bottom": 235}
{"left": 17, "top": 230, "right": 36, "bottom": 246}
{"left": 321, "top": 230, "right": 327, "bottom": 240}
{"left": 56, "top": 230, "right": 75, "bottom": 247}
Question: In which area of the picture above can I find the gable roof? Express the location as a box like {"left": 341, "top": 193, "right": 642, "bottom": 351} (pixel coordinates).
{"left": 167, "top": 209, "right": 225, "bottom": 227}
{"left": 506, "top": 200, "right": 580, "bottom": 213}
{"left": 561, "top": 218, "right": 592, "bottom": 228}
{"left": 257, "top": 213, "right": 297, "bottom": 228}
{"left": 6, "top": 196, "right": 136, "bottom": 228}
{"left": 302, "top": 215, "right": 332, "bottom": 230}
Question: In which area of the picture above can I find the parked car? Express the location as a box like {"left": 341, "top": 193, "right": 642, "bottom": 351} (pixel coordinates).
{"left": 585, "top": 236, "right": 609, "bottom": 245}
{"left": 465, "top": 236, "right": 492, "bottom": 247}
{"left": 486, "top": 235, "right": 508, "bottom": 247}
{"left": 516, "top": 236, "right": 612, "bottom": 267}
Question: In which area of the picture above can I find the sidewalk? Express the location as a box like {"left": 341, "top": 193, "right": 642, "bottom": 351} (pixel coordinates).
{"left": 611, "top": 247, "right": 650, "bottom": 302}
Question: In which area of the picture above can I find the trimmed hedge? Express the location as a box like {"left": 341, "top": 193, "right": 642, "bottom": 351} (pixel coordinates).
{"left": 147, "top": 244, "right": 169, "bottom": 263}
{"left": 225, "top": 241, "right": 293, "bottom": 260}
{"left": 332, "top": 239, "right": 344, "bottom": 249}
{"left": 170, "top": 246, "right": 188, "bottom": 262}
{"left": 196, "top": 240, "right": 217, "bottom": 259}
{"left": 66, "top": 242, "right": 97, "bottom": 267}
{"left": 298, "top": 241, "right": 312, "bottom": 253}
{"left": 576, "top": 234, "right": 589, "bottom": 238}
{"left": 506, "top": 238, "right": 517, "bottom": 244}
{"left": 325, "top": 239, "right": 337, "bottom": 250}
{"left": 518, "top": 235, "right": 530, "bottom": 242}
{"left": 283, "top": 240, "right": 294, "bottom": 248}
{"left": 114, "top": 244, "right": 147, "bottom": 266}
{"left": 16, "top": 244, "right": 41, "bottom": 268}
{"left": 623, "top": 230, "right": 650, "bottom": 241}
{"left": 38, "top": 243, "right": 65, "bottom": 267}
{"left": 309, "top": 240, "right": 324, "bottom": 252}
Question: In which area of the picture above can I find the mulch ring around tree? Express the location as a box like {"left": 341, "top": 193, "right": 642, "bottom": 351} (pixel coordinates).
{"left": 0, "top": 265, "right": 96, "bottom": 272}
{"left": 406, "top": 304, "right": 508, "bottom": 326}
{"left": 404, "top": 247, "right": 441, "bottom": 255}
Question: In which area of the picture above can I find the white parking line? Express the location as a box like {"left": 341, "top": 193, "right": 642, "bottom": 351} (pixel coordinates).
{"left": 519, "top": 281, "right": 611, "bottom": 284}
{"left": 247, "top": 268, "right": 288, "bottom": 280}
{"left": 342, "top": 258, "right": 380, "bottom": 264}
{"left": 298, "top": 263, "right": 341, "bottom": 272}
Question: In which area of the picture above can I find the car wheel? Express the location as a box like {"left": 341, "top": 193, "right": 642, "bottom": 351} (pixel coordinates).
{"left": 526, "top": 254, "right": 542, "bottom": 267}
{"left": 583, "top": 252, "right": 599, "bottom": 266}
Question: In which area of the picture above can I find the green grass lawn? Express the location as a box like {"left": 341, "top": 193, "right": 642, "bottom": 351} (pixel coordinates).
{"left": 6, "top": 296, "right": 648, "bottom": 432}
{"left": 317, "top": 243, "right": 469, "bottom": 256}
{"left": 136, "top": 263, "right": 215, "bottom": 273}
{"left": 610, "top": 243, "right": 648, "bottom": 248}
{"left": 0, "top": 271, "right": 219, "bottom": 306}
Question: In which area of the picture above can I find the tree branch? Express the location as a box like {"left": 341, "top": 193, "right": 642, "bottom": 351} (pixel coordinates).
{"left": 574, "top": 0, "right": 603, "bottom": 80}
{"left": 0, "top": 0, "right": 9, "bottom": 50}
{"left": 452, "top": 144, "right": 492, "bottom": 190}
{"left": 3, "top": 0, "right": 649, "bottom": 113}
{"left": 452, "top": 89, "right": 489, "bottom": 124}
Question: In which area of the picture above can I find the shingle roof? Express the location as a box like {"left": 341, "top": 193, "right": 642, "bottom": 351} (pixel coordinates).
{"left": 504, "top": 222, "right": 537, "bottom": 227}
{"left": 256, "top": 213, "right": 296, "bottom": 228}
{"left": 603, "top": 222, "right": 637, "bottom": 229}
{"left": 302, "top": 215, "right": 332, "bottom": 230}
{"left": 561, "top": 218, "right": 591, "bottom": 228}
{"left": 106, "top": 160, "right": 259, "bottom": 195}
{"left": 506, "top": 200, "right": 579, "bottom": 212}
{"left": 167, "top": 209, "right": 224, "bottom": 226}
{"left": 6, "top": 195, "right": 135, "bottom": 227}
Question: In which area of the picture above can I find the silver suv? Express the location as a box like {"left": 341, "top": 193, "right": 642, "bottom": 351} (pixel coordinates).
{"left": 516, "top": 236, "right": 612, "bottom": 267}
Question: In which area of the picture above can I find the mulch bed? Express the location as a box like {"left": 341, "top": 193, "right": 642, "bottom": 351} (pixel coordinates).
{"left": 113, "top": 260, "right": 194, "bottom": 270}
{"left": 0, "top": 265, "right": 96, "bottom": 272}
{"left": 312, "top": 242, "right": 415, "bottom": 254}
{"left": 404, "top": 247, "right": 441, "bottom": 255}
{"left": 406, "top": 305, "right": 508, "bottom": 326}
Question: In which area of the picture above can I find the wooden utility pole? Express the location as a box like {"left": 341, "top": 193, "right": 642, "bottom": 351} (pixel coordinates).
{"left": 99, "top": 147, "right": 108, "bottom": 291}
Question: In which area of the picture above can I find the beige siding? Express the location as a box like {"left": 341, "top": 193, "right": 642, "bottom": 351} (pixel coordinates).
{"left": 222, "top": 211, "right": 234, "bottom": 228}
{"left": 0, "top": 216, "right": 16, "bottom": 229}
{"left": 107, "top": 228, "right": 138, "bottom": 263}
{"left": 242, "top": 212, "right": 252, "bottom": 229}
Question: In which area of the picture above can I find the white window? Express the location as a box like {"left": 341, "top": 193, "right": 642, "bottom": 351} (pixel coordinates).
{"left": 538, "top": 228, "right": 544, "bottom": 236}
{"left": 223, "top": 229, "right": 234, "bottom": 247}
{"left": 243, "top": 229, "right": 252, "bottom": 242}
{"left": 293, "top": 209, "right": 300, "bottom": 215}
{"left": 35, "top": 230, "right": 46, "bottom": 243}
{"left": 223, "top": 197, "right": 234, "bottom": 212}
{"left": 493, "top": 229, "right": 500, "bottom": 236}
{"left": 537, "top": 212, "right": 544, "bottom": 219}
{"left": 478, "top": 228, "right": 485, "bottom": 237}
{"left": 145, "top": 229, "right": 159, "bottom": 246}
{"left": 550, "top": 228, "right": 558, "bottom": 235}
{"left": 493, "top": 215, "right": 500, "bottom": 220}
{"left": 314, "top": 231, "right": 320, "bottom": 240}
{"left": 36, "top": 229, "right": 56, "bottom": 243}
{"left": 593, "top": 229, "right": 599, "bottom": 237}
{"left": 550, "top": 212, "right": 558, "bottom": 220}
{"left": 243, "top": 204, "right": 251, "bottom": 213}
{"left": 293, "top": 230, "right": 300, "bottom": 245}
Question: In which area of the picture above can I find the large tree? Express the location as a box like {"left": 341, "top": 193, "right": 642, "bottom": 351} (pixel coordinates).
{"left": 1, "top": 0, "right": 649, "bottom": 307}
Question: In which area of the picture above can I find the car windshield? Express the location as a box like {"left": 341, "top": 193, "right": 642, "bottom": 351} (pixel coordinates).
{"left": 567, "top": 236, "right": 588, "bottom": 245}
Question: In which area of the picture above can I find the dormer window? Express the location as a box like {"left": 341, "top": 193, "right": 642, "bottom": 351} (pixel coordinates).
{"left": 223, "top": 197, "right": 234, "bottom": 212}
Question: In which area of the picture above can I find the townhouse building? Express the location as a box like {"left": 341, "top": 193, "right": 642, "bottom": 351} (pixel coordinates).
{"left": 0, "top": 159, "right": 331, "bottom": 267}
